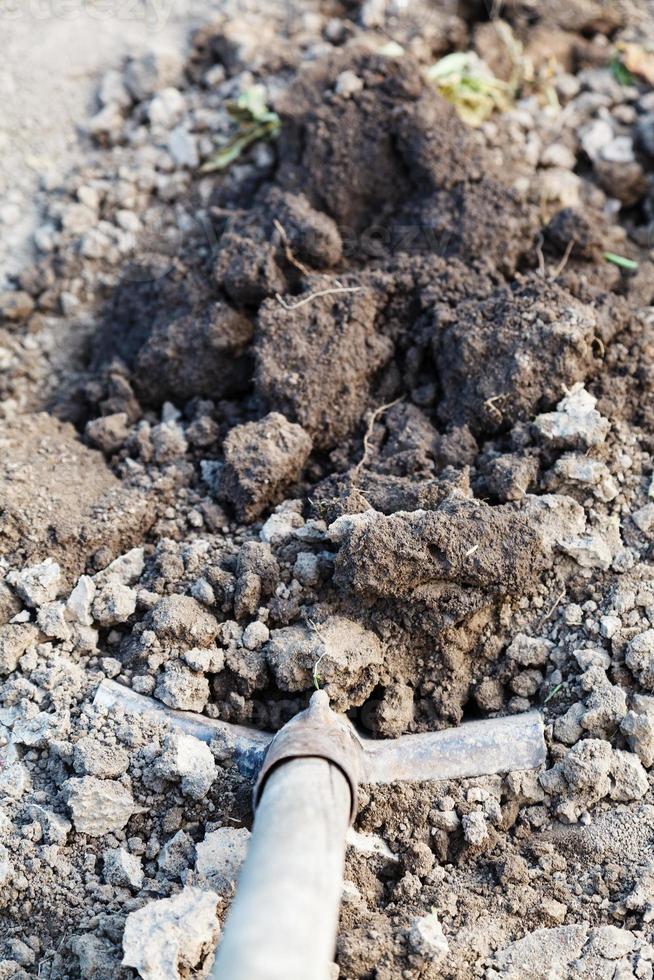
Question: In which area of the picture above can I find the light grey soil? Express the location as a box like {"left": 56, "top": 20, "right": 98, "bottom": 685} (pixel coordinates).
{"left": 0, "top": 0, "right": 213, "bottom": 286}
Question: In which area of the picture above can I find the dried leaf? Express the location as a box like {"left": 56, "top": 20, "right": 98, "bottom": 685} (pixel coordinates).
{"left": 620, "top": 42, "right": 654, "bottom": 85}
{"left": 200, "top": 84, "right": 281, "bottom": 174}
{"left": 425, "top": 51, "right": 514, "bottom": 127}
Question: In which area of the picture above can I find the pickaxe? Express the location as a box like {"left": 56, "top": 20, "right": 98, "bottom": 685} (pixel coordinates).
{"left": 95, "top": 678, "right": 546, "bottom": 980}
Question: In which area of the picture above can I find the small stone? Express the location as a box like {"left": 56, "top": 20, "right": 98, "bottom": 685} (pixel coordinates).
{"left": 559, "top": 531, "right": 613, "bottom": 571}
{"left": 123, "top": 49, "right": 182, "bottom": 101}
{"left": 610, "top": 749, "right": 649, "bottom": 801}
{"left": 540, "top": 143, "right": 576, "bottom": 169}
{"left": 155, "top": 661, "right": 210, "bottom": 712}
{"left": 122, "top": 886, "right": 219, "bottom": 979}
{"left": 506, "top": 633, "right": 553, "bottom": 667}
{"left": 66, "top": 576, "right": 96, "bottom": 627}
{"left": 406, "top": 911, "right": 449, "bottom": 966}
{"left": 147, "top": 594, "right": 218, "bottom": 647}
{"left": 599, "top": 615, "right": 621, "bottom": 639}
{"left": 85, "top": 413, "right": 130, "bottom": 454}
{"left": 0, "top": 624, "right": 39, "bottom": 675}
{"left": 73, "top": 736, "right": 129, "bottom": 778}
{"left": 204, "top": 64, "right": 226, "bottom": 86}
{"left": 474, "top": 676, "right": 504, "bottom": 713}
{"left": 0, "top": 760, "right": 30, "bottom": 800}
{"left": 626, "top": 629, "right": 654, "bottom": 689}
{"left": 157, "top": 829, "right": 195, "bottom": 878}
{"left": 564, "top": 603, "right": 583, "bottom": 626}
{"left": 260, "top": 511, "right": 304, "bottom": 545}
{"left": 533, "top": 385, "right": 610, "bottom": 450}
{"left": 554, "top": 703, "right": 585, "bottom": 746}
{"left": 510, "top": 669, "right": 542, "bottom": 697}
{"left": 100, "top": 657, "right": 121, "bottom": 679}
{"left": 462, "top": 811, "right": 488, "bottom": 845}
{"left": 485, "top": 453, "right": 538, "bottom": 502}
{"left": 115, "top": 209, "right": 141, "bottom": 233}
{"left": 266, "top": 616, "right": 383, "bottom": 712}
{"left": 542, "top": 898, "right": 567, "bottom": 925}
{"left": 190, "top": 578, "right": 215, "bottom": 606}
{"left": 373, "top": 682, "right": 414, "bottom": 737}
{"left": 601, "top": 135, "right": 635, "bottom": 165}
{"left": 574, "top": 648, "right": 610, "bottom": 671}
{"left": 195, "top": 827, "right": 250, "bottom": 893}
{"left": 36, "top": 601, "right": 72, "bottom": 641}
{"left": 430, "top": 810, "right": 461, "bottom": 833}
{"left": 77, "top": 185, "right": 100, "bottom": 210}
{"left": 12, "top": 712, "right": 58, "bottom": 748}
{"left": 551, "top": 455, "right": 618, "bottom": 502}
{"left": 633, "top": 504, "right": 654, "bottom": 536}
{"left": 242, "top": 621, "right": 270, "bottom": 650}
{"left": 559, "top": 739, "right": 613, "bottom": 800}
{"left": 621, "top": 710, "right": 654, "bottom": 768}
{"left": 154, "top": 730, "right": 217, "bottom": 800}
{"left": 8, "top": 559, "right": 61, "bottom": 607}
{"left": 63, "top": 777, "right": 138, "bottom": 837}
{"left": 0, "top": 291, "right": 34, "bottom": 321}
{"left": 151, "top": 420, "right": 188, "bottom": 462}
{"left": 80, "top": 227, "right": 113, "bottom": 259}
{"left": 539, "top": 167, "right": 581, "bottom": 208}
{"left": 168, "top": 126, "right": 199, "bottom": 168}
{"left": 181, "top": 646, "right": 225, "bottom": 673}
{"left": 103, "top": 847, "right": 143, "bottom": 889}
{"left": 92, "top": 582, "right": 137, "bottom": 627}
{"left": 580, "top": 118, "right": 614, "bottom": 161}
{"left": 293, "top": 552, "right": 320, "bottom": 587}
{"left": 97, "top": 548, "right": 145, "bottom": 587}
{"left": 581, "top": 682, "right": 627, "bottom": 738}
{"left": 148, "top": 87, "right": 185, "bottom": 128}
{"left": 25, "top": 805, "right": 71, "bottom": 844}
{"left": 335, "top": 70, "right": 364, "bottom": 97}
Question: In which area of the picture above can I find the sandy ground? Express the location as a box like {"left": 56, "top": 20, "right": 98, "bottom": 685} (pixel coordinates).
{"left": 0, "top": 0, "right": 214, "bottom": 287}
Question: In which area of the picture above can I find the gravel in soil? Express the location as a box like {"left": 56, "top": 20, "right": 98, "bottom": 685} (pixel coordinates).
{"left": 2, "top": 1, "right": 654, "bottom": 978}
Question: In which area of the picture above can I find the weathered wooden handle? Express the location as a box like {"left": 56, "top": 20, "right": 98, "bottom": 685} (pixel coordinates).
{"left": 210, "top": 756, "right": 351, "bottom": 980}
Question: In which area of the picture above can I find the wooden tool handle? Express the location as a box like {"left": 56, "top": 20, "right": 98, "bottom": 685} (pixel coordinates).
{"left": 210, "top": 756, "right": 351, "bottom": 980}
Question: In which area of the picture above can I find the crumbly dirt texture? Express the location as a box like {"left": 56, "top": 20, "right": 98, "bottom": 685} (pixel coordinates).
{"left": 3, "top": 1, "right": 654, "bottom": 977}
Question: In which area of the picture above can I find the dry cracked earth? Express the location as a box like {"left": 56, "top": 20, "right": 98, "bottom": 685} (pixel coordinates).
{"left": 3, "top": 0, "right": 654, "bottom": 977}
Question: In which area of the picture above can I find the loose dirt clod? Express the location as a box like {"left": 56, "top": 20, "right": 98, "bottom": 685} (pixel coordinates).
{"left": 122, "top": 885, "right": 220, "bottom": 979}
{"left": 220, "top": 412, "right": 313, "bottom": 520}
{"left": 0, "top": 414, "right": 153, "bottom": 581}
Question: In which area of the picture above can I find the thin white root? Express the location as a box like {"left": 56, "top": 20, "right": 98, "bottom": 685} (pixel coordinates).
{"left": 275, "top": 285, "right": 361, "bottom": 311}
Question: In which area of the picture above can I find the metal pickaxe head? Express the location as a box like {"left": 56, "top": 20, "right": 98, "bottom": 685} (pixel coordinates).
{"left": 95, "top": 680, "right": 546, "bottom": 980}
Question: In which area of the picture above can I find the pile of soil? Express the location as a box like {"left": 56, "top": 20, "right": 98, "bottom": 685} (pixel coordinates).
{"left": 2, "top": 0, "right": 654, "bottom": 977}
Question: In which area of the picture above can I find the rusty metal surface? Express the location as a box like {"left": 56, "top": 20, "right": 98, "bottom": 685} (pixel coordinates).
{"left": 94, "top": 678, "right": 271, "bottom": 779}
{"left": 253, "top": 690, "right": 364, "bottom": 823}
{"left": 361, "top": 710, "right": 546, "bottom": 784}
{"left": 95, "top": 681, "right": 547, "bottom": 809}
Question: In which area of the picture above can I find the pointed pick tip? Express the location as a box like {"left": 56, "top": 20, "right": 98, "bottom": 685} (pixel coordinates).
{"left": 308, "top": 688, "right": 331, "bottom": 715}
